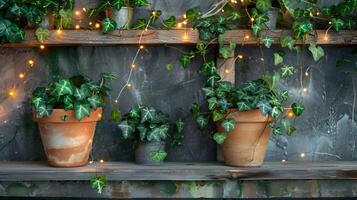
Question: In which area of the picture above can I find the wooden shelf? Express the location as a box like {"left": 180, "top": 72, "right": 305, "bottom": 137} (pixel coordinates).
{"left": 1, "top": 161, "right": 357, "bottom": 181}
{"left": 1, "top": 29, "right": 356, "bottom": 47}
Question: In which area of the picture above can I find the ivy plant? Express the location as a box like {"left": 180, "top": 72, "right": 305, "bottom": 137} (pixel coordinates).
{"left": 90, "top": 175, "right": 107, "bottom": 194}
{"left": 31, "top": 72, "right": 117, "bottom": 121}
{"left": 117, "top": 105, "right": 184, "bottom": 161}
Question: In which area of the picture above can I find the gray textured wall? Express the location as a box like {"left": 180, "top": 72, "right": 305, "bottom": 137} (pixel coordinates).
{"left": 0, "top": 0, "right": 355, "bottom": 162}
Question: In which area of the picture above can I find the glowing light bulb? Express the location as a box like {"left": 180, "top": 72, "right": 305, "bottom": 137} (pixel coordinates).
{"left": 282, "top": 159, "right": 286, "bottom": 162}
{"left": 75, "top": 24, "right": 80, "bottom": 29}
{"left": 95, "top": 23, "right": 100, "bottom": 29}
{"left": 324, "top": 36, "right": 329, "bottom": 41}
{"left": 225, "top": 69, "right": 230, "bottom": 74}
{"left": 183, "top": 14, "right": 187, "bottom": 19}
{"left": 131, "top": 64, "right": 136, "bottom": 68}
{"left": 183, "top": 33, "right": 189, "bottom": 40}
{"left": 75, "top": 11, "right": 80, "bottom": 16}
{"left": 329, "top": 21, "right": 332, "bottom": 24}
{"left": 40, "top": 45, "right": 45, "bottom": 50}
{"left": 250, "top": 18, "right": 255, "bottom": 22}
{"left": 238, "top": 54, "right": 243, "bottom": 59}
{"left": 241, "top": 0, "right": 244, "bottom": 2}
{"left": 139, "top": 45, "right": 144, "bottom": 49}
{"left": 18, "top": 73, "right": 25, "bottom": 79}
{"left": 57, "top": 29, "right": 62, "bottom": 34}
{"left": 183, "top": 20, "right": 187, "bottom": 25}
{"left": 245, "top": 35, "right": 250, "bottom": 40}
{"left": 303, "top": 87, "right": 308, "bottom": 92}
{"left": 28, "top": 59, "right": 34, "bottom": 66}
{"left": 100, "top": 159, "right": 104, "bottom": 163}
{"left": 316, "top": 12, "right": 320, "bottom": 15}
{"left": 177, "top": 23, "right": 182, "bottom": 28}
{"left": 89, "top": 21, "right": 93, "bottom": 26}
{"left": 305, "top": 72, "right": 309, "bottom": 76}
{"left": 288, "top": 111, "right": 294, "bottom": 117}
{"left": 127, "top": 83, "right": 132, "bottom": 87}
{"left": 300, "top": 152, "right": 305, "bottom": 158}
{"left": 114, "top": 100, "right": 118, "bottom": 103}
{"left": 221, "top": 9, "right": 224, "bottom": 13}
{"left": 8, "top": 90, "right": 14, "bottom": 97}
{"left": 88, "top": 139, "right": 92, "bottom": 144}
{"left": 89, "top": 160, "right": 93, "bottom": 164}
{"left": 82, "top": 8, "right": 86, "bottom": 12}
{"left": 260, "top": 58, "right": 264, "bottom": 61}
{"left": 152, "top": 11, "right": 156, "bottom": 16}
{"left": 98, "top": 113, "right": 102, "bottom": 118}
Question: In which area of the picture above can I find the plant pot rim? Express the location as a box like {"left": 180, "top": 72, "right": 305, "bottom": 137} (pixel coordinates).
{"left": 226, "top": 108, "right": 271, "bottom": 123}
{"left": 33, "top": 107, "right": 103, "bottom": 123}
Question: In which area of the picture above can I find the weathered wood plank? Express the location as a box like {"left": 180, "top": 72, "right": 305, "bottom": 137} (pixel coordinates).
{"left": 1, "top": 29, "right": 356, "bottom": 47}
{"left": 2, "top": 161, "right": 357, "bottom": 181}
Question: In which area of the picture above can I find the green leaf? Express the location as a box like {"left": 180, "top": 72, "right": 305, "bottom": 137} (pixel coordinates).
{"left": 90, "top": 176, "right": 107, "bottom": 194}
{"left": 179, "top": 54, "right": 194, "bottom": 68}
{"left": 202, "top": 87, "right": 214, "bottom": 97}
{"left": 196, "top": 115, "right": 208, "bottom": 129}
{"left": 74, "top": 103, "right": 90, "bottom": 121}
{"left": 196, "top": 42, "right": 206, "bottom": 55}
{"left": 101, "top": 18, "right": 117, "bottom": 33}
{"left": 272, "top": 126, "right": 281, "bottom": 135}
{"left": 281, "top": 90, "right": 289, "bottom": 101}
{"left": 5, "top": 25, "right": 24, "bottom": 43}
{"left": 274, "top": 53, "right": 283, "bottom": 66}
{"left": 256, "top": 0, "right": 272, "bottom": 12}
{"left": 163, "top": 16, "right": 176, "bottom": 28}
{"left": 135, "top": 0, "right": 150, "bottom": 7}
{"left": 217, "top": 81, "right": 233, "bottom": 93}
{"left": 100, "top": 72, "right": 117, "bottom": 80}
{"left": 0, "top": 19, "right": 11, "bottom": 37}
{"left": 36, "top": 105, "right": 53, "bottom": 118}
{"left": 88, "top": 95, "right": 101, "bottom": 109}
{"left": 219, "top": 42, "right": 236, "bottom": 59}
{"left": 132, "top": 19, "right": 147, "bottom": 30}
{"left": 63, "top": 96, "right": 73, "bottom": 110}
{"left": 149, "top": 150, "right": 167, "bottom": 162}
{"left": 281, "top": 65, "right": 295, "bottom": 77}
{"left": 57, "top": 9, "right": 72, "bottom": 28}
{"left": 140, "top": 106, "right": 156, "bottom": 123}
{"left": 32, "top": 97, "right": 44, "bottom": 109}
{"left": 147, "top": 125, "right": 169, "bottom": 141}
{"left": 200, "top": 61, "right": 217, "bottom": 76}
{"left": 227, "top": 11, "right": 241, "bottom": 20}
{"left": 280, "top": 35, "right": 295, "bottom": 50}
{"left": 110, "top": 109, "right": 121, "bottom": 122}
{"left": 218, "top": 98, "right": 232, "bottom": 111}
{"left": 287, "top": 125, "right": 296, "bottom": 135}
{"left": 176, "top": 119, "right": 185, "bottom": 133}
{"left": 271, "top": 106, "right": 280, "bottom": 118}
{"left": 186, "top": 7, "right": 201, "bottom": 21}
{"left": 110, "top": 0, "right": 123, "bottom": 10}
{"left": 118, "top": 120, "right": 135, "bottom": 139}
{"left": 137, "top": 124, "right": 148, "bottom": 141}
{"left": 252, "top": 24, "right": 263, "bottom": 36}
{"left": 207, "top": 97, "right": 218, "bottom": 110}
{"left": 35, "top": 28, "right": 50, "bottom": 43}
{"left": 166, "top": 63, "right": 173, "bottom": 71}
{"left": 74, "top": 87, "right": 89, "bottom": 101}
{"left": 308, "top": 44, "right": 324, "bottom": 62}
{"left": 344, "top": 19, "right": 356, "bottom": 30}
{"left": 213, "top": 132, "right": 227, "bottom": 144}
{"left": 331, "top": 18, "right": 344, "bottom": 32}
{"left": 191, "top": 103, "right": 200, "bottom": 118}
{"left": 261, "top": 35, "right": 274, "bottom": 48}
{"left": 24, "top": 6, "right": 43, "bottom": 25}
{"left": 206, "top": 75, "right": 220, "bottom": 87}
{"left": 221, "top": 118, "right": 237, "bottom": 132}
{"left": 52, "top": 80, "right": 73, "bottom": 96}
{"left": 213, "top": 110, "right": 224, "bottom": 122}
{"left": 257, "top": 100, "right": 272, "bottom": 116}
{"left": 292, "top": 20, "right": 313, "bottom": 39}
{"left": 237, "top": 101, "right": 250, "bottom": 111}
{"left": 10, "top": 3, "right": 24, "bottom": 16}
{"left": 291, "top": 103, "right": 304, "bottom": 116}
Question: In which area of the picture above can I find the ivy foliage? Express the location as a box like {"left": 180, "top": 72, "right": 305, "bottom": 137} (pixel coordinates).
{"left": 31, "top": 72, "right": 117, "bottom": 121}
{"left": 90, "top": 175, "right": 107, "bottom": 194}
{"left": 117, "top": 105, "right": 185, "bottom": 146}
{"left": 0, "top": 0, "right": 73, "bottom": 43}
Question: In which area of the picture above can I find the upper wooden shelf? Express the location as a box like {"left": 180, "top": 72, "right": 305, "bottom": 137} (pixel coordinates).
{"left": 1, "top": 29, "right": 356, "bottom": 47}
{"left": 1, "top": 161, "right": 357, "bottom": 181}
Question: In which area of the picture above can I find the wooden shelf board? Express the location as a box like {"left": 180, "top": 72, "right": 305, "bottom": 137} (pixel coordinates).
{"left": 1, "top": 161, "right": 357, "bottom": 181}
{"left": 1, "top": 29, "right": 356, "bottom": 47}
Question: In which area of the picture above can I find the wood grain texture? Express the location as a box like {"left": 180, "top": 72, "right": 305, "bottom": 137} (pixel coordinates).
{"left": 2, "top": 161, "right": 357, "bottom": 181}
{"left": 1, "top": 29, "right": 356, "bottom": 47}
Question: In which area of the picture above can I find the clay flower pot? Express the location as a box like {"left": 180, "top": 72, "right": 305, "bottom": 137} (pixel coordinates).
{"left": 135, "top": 141, "right": 165, "bottom": 165}
{"left": 109, "top": 7, "right": 133, "bottom": 29}
{"left": 218, "top": 109, "right": 271, "bottom": 167}
{"left": 33, "top": 108, "right": 102, "bottom": 167}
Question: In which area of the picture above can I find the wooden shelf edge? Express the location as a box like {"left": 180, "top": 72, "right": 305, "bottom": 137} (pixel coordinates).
{"left": 1, "top": 161, "right": 357, "bottom": 181}
{"left": 0, "top": 29, "right": 356, "bottom": 47}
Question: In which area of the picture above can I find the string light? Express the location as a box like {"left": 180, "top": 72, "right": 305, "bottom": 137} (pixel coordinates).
{"left": 40, "top": 45, "right": 45, "bottom": 50}
{"left": 244, "top": 35, "right": 250, "bottom": 40}
{"left": 316, "top": 12, "right": 320, "bottom": 16}
{"left": 238, "top": 54, "right": 244, "bottom": 59}
{"left": 28, "top": 59, "right": 34, "bottom": 67}
{"left": 18, "top": 73, "right": 25, "bottom": 79}
{"left": 139, "top": 45, "right": 144, "bottom": 49}
{"left": 114, "top": 100, "right": 118, "bottom": 103}
{"left": 56, "top": 29, "right": 62, "bottom": 34}
{"left": 95, "top": 23, "right": 100, "bottom": 29}
{"left": 183, "top": 14, "right": 187, "bottom": 19}
{"left": 89, "top": 21, "right": 93, "bottom": 26}
{"left": 99, "top": 159, "right": 104, "bottom": 163}
{"left": 250, "top": 18, "right": 255, "bottom": 22}
{"left": 328, "top": 21, "right": 332, "bottom": 24}
{"left": 300, "top": 152, "right": 305, "bottom": 158}
{"left": 288, "top": 111, "right": 294, "bottom": 117}
{"left": 88, "top": 139, "right": 92, "bottom": 144}
{"left": 177, "top": 23, "right": 182, "bottom": 28}
{"left": 324, "top": 35, "right": 329, "bottom": 41}
{"left": 127, "top": 83, "right": 132, "bottom": 87}
{"left": 8, "top": 90, "right": 15, "bottom": 97}
{"left": 89, "top": 160, "right": 93, "bottom": 164}
{"left": 183, "top": 32, "right": 189, "bottom": 41}
{"left": 152, "top": 11, "right": 156, "bottom": 16}
{"left": 221, "top": 9, "right": 224, "bottom": 13}
{"left": 305, "top": 72, "right": 309, "bottom": 76}
{"left": 131, "top": 64, "right": 136, "bottom": 68}
{"left": 97, "top": 113, "right": 102, "bottom": 118}
{"left": 281, "top": 159, "right": 286, "bottom": 162}
{"left": 75, "top": 11, "right": 80, "bottom": 16}
{"left": 225, "top": 69, "right": 230, "bottom": 74}
{"left": 75, "top": 25, "right": 80, "bottom": 29}
{"left": 82, "top": 8, "right": 86, "bottom": 12}
{"left": 241, "top": 0, "right": 244, "bottom": 2}
{"left": 183, "top": 20, "right": 187, "bottom": 25}
{"left": 303, "top": 87, "right": 308, "bottom": 92}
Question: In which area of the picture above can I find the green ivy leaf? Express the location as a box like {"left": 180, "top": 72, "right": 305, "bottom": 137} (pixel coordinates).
{"left": 140, "top": 106, "right": 156, "bottom": 123}
{"left": 110, "top": 108, "right": 121, "bottom": 122}
{"left": 90, "top": 176, "right": 107, "bottom": 194}
{"left": 6, "top": 25, "right": 24, "bottom": 43}
{"left": 331, "top": 18, "right": 344, "bottom": 32}
{"left": 32, "top": 97, "right": 44, "bottom": 109}
{"left": 74, "top": 103, "right": 90, "bottom": 121}
{"left": 186, "top": 7, "right": 201, "bottom": 21}
{"left": 256, "top": 0, "right": 272, "bottom": 12}
{"left": 149, "top": 150, "right": 167, "bottom": 162}
{"left": 207, "top": 97, "right": 218, "bottom": 110}
{"left": 52, "top": 79, "right": 73, "bottom": 96}
{"left": 24, "top": 6, "right": 43, "bottom": 25}
{"left": 179, "top": 54, "right": 194, "bottom": 68}
{"left": 57, "top": 9, "right": 72, "bottom": 28}
{"left": 308, "top": 44, "right": 324, "bottom": 61}
{"left": 0, "top": 19, "right": 11, "bottom": 37}
{"left": 191, "top": 103, "right": 200, "bottom": 118}
{"left": 280, "top": 35, "right": 295, "bottom": 50}
{"left": 101, "top": 18, "right": 117, "bottom": 33}
{"left": 221, "top": 118, "right": 237, "bottom": 132}
{"left": 166, "top": 63, "right": 173, "bottom": 71}
{"left": 213, "top": 110, "right": 224, "bottom": 122}
{"left": 110, "top": 0, "right": 123, "bottom": 10}
{"left": 271, "top": 106, "right": 280, "bottom": 118}
{"left": 252, "top": 24, "right": 263, "bottom": 36}
{"left": 196, "top": 115, "right": 208, "bottom": 129}
{"left": 206, "top": 75, "right": 220, "bottom": 87}
{"left": 36, "top": 105, "right": 53, "bottom": 118}
{"left": 272, "top": 126, "right": 281, "bottom": 135}
{"left": 163, "top": 16, "right": 176, "bottom": 28}
{"left": 257, "top": 100, "right": 272, "bottom": 116}
{"left": 219, "top": 42, "right": 236, "bottom": 59}
{"left": 118, "top": 120, "right": 135, "bottom": 139}
{"left": 274, "top": 53, "right": 283, "bottom": 66}
{"left": 35, "top": 28, "right": 50, "bottom": 43}
{"left": 291, "top": 103, "right": 305, "bottom": 116}
{"left": 261, "top": 35, "right": 274, "bottom": 48}
{"left": 88, "top": 95, "right": 101, "bottom": 110}
{"left": 292, "top": 20, "right": 313, "bottom": 39}
{"left": 344, "top": 19, "right": 356, "bottom": 30}
{"left": 281, "top": 65, "right": 295, "bottom": 77}
{"left": 237, "top": 101, "right": 250, "bottom": 111}
{"left": 132, "top": 19, "right": 147, "bottom": 30}
{"left": 10, "top": 3, "right": 24, "bottom": 16}
{"left": 135, "top": 0, "right": 150, "bottom": 7}
{"left": 281, "top": 90, "right": 289, "bottom": 101}
{"left": 202, "top": 87, "right": 214, "bottom": 97}
{"left": 147, "top": 124, "right": 169, "bottom": 141}
{"left": 227, "top": 11, "right": 241, "bottom": 20}
{"left": 74, "top": 87, "right": 89, "bottom": 101}
{"left": 213, "top": 132, "right": 227, "bottom": 144}
{"left": 100, "top": 72, "right": 117, "bottom": 81}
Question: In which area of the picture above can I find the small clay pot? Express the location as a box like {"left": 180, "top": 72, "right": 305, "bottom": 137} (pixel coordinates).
{"left": 135, "top": 141, "right": 165, "bottom": 165}
{"left": 218, "top": 109, "right": 271, "bottom": 167}
{"left": 109, "top": 7, "right": 133, "bottom": 29}
{"left": 33, "top": 108, "right": 102, "bottom": 167}
{"left": 266, "top": 8, "right": 279, "bottom": 29}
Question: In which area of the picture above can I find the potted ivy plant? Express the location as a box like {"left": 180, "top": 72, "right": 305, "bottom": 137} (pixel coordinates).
{"left": 117, "top": 105, "right": 184, "bottom": 165}
{"left": 32, "top": 72, "right": 116, "bottom": 167}
{"left": 192, "top": 69, "right": 304, "bottom": 167}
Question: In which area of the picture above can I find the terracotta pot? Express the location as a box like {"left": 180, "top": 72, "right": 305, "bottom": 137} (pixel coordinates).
{"left": 218, "top": 109, "right": 271, "bottom": 167}
{"left": 33, "top": 108, "right": 102, "bottom": 167}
